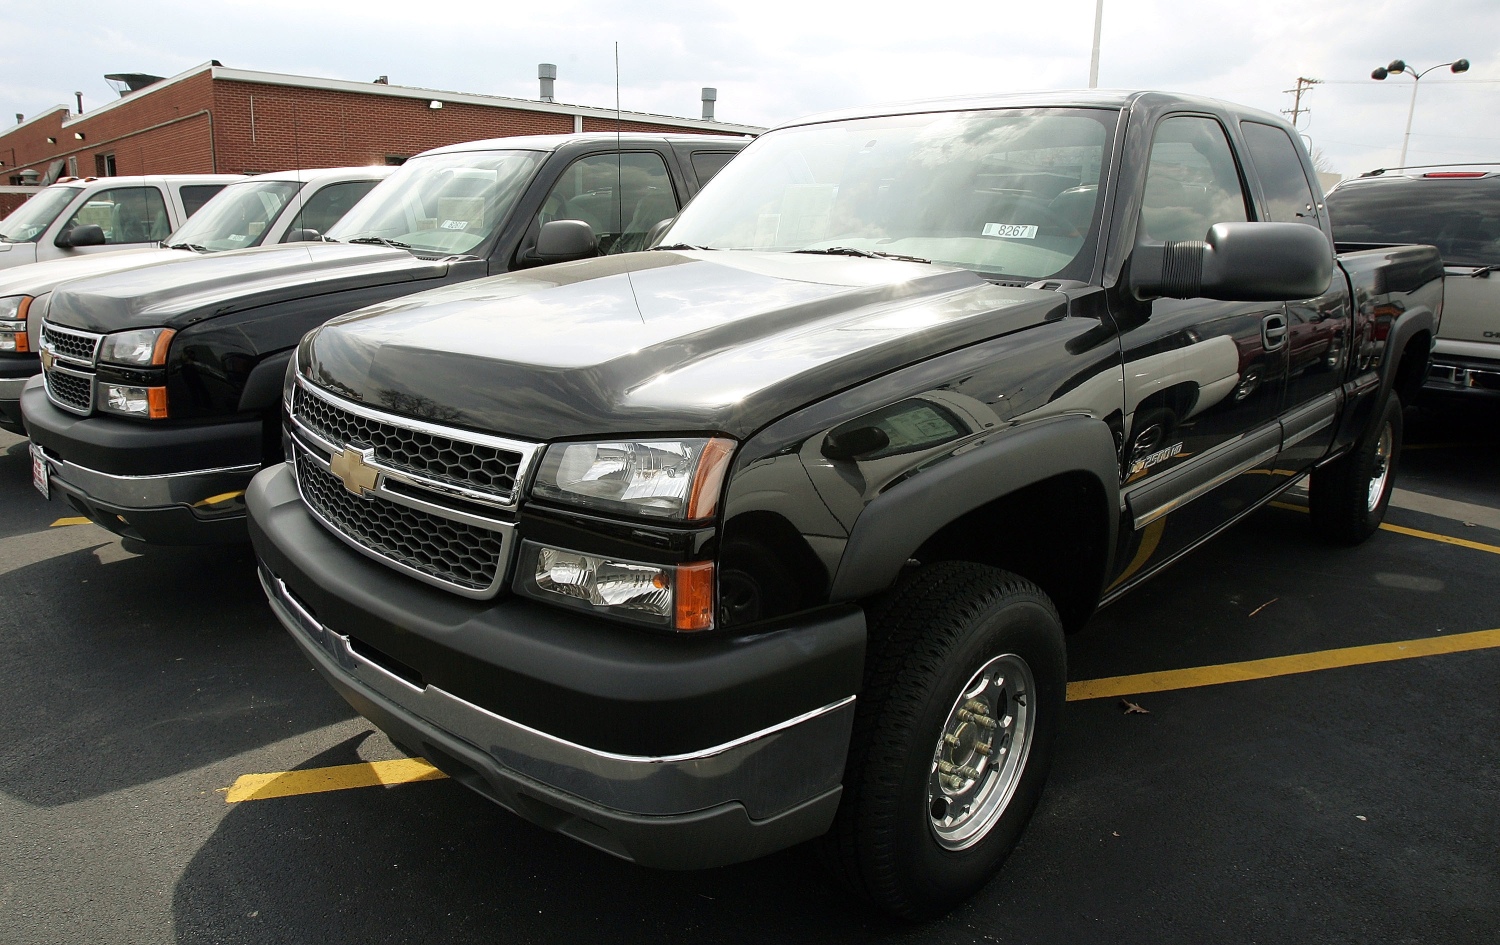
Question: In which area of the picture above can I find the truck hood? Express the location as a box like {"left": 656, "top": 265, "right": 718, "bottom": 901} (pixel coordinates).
{"left": 45, "top": 242, "right": 450, "bottom": 332}
{"left": 0, "top": 241, "right": 38, "bottom": 270}
{"left": 0, "top": 247, "right": 190, "bottom": 298}
{"left": 303, "top": 251, "right": 1067, "bottom": 441}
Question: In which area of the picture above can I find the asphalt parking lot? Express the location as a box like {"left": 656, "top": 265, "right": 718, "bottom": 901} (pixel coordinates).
{"left": 1, "top": 401, "right": 1496, "bottom": 944}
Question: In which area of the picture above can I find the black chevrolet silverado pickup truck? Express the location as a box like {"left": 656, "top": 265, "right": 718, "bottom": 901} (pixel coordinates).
{"left": 247, "top": 92, "right": 1442, "bottom": 917}
{"left": 23, "top": 132, "right": 747, "bottom": 543}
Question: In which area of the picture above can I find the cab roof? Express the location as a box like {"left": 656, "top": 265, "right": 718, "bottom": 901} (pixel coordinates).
{"left": 418, "top": 132, "right": 754, "bottom": 158}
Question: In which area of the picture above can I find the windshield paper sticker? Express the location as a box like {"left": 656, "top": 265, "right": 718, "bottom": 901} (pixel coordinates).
{"left": 983, "top": 223, "right": 1038, "bottom": 239}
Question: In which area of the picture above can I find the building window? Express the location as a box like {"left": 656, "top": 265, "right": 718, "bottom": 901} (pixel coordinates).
{"left": 94, "top": 153, "right": 118, "bottom": 177}
{"left": 66, "top": 156, "right": 79, "bottom": 177}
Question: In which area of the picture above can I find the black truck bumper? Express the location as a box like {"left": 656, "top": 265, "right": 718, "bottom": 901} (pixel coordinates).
{"left": 21, "top": 377, "right": 262, "bottom": 544}
{"left": 0, "top": 354, "right": 38, "bottom": 434}
{"left": 248, "top": 462, "right": 865, "bottom": 869}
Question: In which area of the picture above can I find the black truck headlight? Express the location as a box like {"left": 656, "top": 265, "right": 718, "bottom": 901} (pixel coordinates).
{"left": 100, "top": 383, "right": 167, "bottom": 419}
{"left": 531, "top": 437, "right": 735, "bottom": 521}
{"left": 0, "top": 296, "right": 31, "bottom": 353}
{"left": 98, "top": 327, "right": 174, "bottom": 367}
{"left": 515, "top": 541, "right": 715, "bottom": 631}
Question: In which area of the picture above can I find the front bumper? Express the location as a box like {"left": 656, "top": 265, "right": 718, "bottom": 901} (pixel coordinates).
{"left": 1425, "top": 356, "right": 1500, "bottom": 398}
{"left": 22, "top": 377, "right": 262, "bottom": 544}
{"left": 0, "top": 354, "right": 39, "bottom": 434}
{"left": 249, "top": 462, "right": 865, "bottom": 868}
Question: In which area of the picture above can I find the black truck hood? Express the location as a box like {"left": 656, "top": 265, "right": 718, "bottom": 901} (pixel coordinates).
{"left": 46, "top": 242, "right": 451, "bottom": 332}
{"left": 303, "top": 251, "right": 1066, "bottom": 441}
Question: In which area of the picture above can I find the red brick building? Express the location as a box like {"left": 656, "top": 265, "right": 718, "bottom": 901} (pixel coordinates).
{"left": 0, "top": 63, "right": 760, "bottom": 215}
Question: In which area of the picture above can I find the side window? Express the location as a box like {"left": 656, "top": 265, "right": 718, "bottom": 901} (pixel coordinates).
{"left": 537, "top": 152, "right": 679, "bottom": 254}
{"left": 1240, "top": 122, "right": 1323, "bottom": 229}
{"left": 62, "top": 186, "right": 171, "bottom": 244}
{"left": 690, "top": 151, "right": 736, "bottom": 186}
{"left": 282, "top": 180, "right": 381, "bottom": 239}
{"left": 1140, "top": 116, "right": 1249, "bottom": 243}
{"left": 179, "top": 185, "right": 226, "bottom": 217}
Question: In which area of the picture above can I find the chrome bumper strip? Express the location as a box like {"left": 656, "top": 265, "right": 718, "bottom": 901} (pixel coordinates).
{"left": 260, "top": 568, "right": 855, "bottom": 818}
{"left": 46, "top": 456, "right": 260, "bottom": 509}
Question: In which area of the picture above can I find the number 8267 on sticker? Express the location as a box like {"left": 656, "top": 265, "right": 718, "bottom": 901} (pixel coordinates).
{"left": 982, "top": 223, "right": 1039, "bottom": 239}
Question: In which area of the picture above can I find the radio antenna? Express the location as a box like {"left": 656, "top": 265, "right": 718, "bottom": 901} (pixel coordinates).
{"left": 615, "top": 41, "right": 623, "bottom": 253}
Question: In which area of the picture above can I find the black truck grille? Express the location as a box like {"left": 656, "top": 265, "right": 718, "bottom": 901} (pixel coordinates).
{"left": 295, "top": 450, "right": 504, "bottom": 591}
{"left": 293, "top": 386, "right": 523, "bottom": 501}
{"left": 40, "top": 323, "right": 100, "bottom": 363}
{"left": 44, "top": 368, "right": 93, "bottom": 413}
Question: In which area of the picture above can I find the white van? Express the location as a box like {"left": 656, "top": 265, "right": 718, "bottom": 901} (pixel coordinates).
{"left": 0, "top": 174, "right": 243, "bottom": 271}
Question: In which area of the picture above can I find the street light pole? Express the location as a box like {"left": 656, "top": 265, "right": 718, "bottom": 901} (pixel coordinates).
{"left": 1371, "top": 58, "right": 1470, "bottom": 168}
{"left": 1089, "top": 0, "right": 1104, "bottom": 88}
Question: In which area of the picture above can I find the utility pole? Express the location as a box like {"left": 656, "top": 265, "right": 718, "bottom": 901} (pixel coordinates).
{"left": 1281, "top": 76, "right": 1321, "bottom": 129}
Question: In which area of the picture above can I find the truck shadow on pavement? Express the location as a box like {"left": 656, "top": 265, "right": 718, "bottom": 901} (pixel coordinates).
{"left": 0, "top": 536, "right": 356, "bottom": 807}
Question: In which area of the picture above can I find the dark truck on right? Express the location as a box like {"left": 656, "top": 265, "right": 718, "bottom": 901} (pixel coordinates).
{"left": 249, "top": 91, "right": 1442, "bottom": 918}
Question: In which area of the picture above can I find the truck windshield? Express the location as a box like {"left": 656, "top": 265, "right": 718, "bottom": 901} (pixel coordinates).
{"left": 326, "top": 150, "right": 545, "bottom": 256}
{"left": 165, "top": 180, "right": 303, "bottom": 252}
{"left": 664, "top": 108, "right": 1119, "bottom": 282}
{"left": 0, "top": 186, "right": 82, "bottom": 242}
{"left": 1327, "top": 176, "right": 1500, "bottom": 267}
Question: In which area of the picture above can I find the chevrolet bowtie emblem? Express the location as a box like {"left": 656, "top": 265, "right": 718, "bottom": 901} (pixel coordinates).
{"left": 40, "top": 349, "right": 54, "bottom": 371}
{"left": 329, "top": 447, "right": 379, "bottom": 497}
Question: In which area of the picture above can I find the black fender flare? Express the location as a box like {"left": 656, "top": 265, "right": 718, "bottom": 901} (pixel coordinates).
{"left": 828, "top": 414, "right": 1121, "bottom": 601}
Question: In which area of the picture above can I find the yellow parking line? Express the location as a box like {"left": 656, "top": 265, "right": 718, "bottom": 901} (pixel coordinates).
{"left": 191, "top": 490, "right": 245, "bottom": 508}
{"left": 1067, "top": 627, "right": 1500, "bottom": 701}
{"left": 49, "top": 517, "right": 91, "bottom": 527}
{"left": 226, "top": 628, "right": 1500, "bottom": 803}
{"left": 1269, "top": 500, "right": 1500, "bottom": 555}
{"left": 225, "top": 757, "right": 446, "bottom": 803}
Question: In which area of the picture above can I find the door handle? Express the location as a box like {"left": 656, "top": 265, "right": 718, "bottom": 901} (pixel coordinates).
{"left": 1262, "top": 313, "right": 1288, "bottom": 350}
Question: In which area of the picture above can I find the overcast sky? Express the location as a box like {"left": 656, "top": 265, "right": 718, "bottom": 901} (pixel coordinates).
{"left": 3, "top": 0, "right": 1497, "bottom": 179}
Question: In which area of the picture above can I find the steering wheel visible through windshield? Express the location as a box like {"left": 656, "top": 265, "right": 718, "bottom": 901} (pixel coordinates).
{"left": 663, "top": 108, "right": 1119, "bottom": 282}
{"left": 326, "top": 150, "right": 545, "bottom": 256}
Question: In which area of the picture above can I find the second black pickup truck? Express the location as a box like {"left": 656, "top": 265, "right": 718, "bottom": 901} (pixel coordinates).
{"left": 24, "top": 132, "right": 748, "bottom": 543}
{"left": 247, "top": 92, "right": 1441, "bottom": 917}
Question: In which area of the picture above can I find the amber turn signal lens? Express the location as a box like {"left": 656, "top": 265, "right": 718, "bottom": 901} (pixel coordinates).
{"left": 674, "top": 561, "right": 715, "bottom": 631}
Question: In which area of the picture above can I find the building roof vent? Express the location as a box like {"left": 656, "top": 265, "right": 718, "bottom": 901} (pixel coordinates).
{"left": 539, "top": 64, "right": 557, "bottom": 103}
{"left": 701, "top": 87, "right": 717, "bottom": 122}
{"left": 103, "top": 73, "right": 166, "bottom": 97}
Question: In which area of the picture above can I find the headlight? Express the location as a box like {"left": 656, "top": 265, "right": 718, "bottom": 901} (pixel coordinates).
{"left": 99, "top": 383, "right": 167, "bottom": 419}
{"left": 515, "top": 541, "right": 715, "bottom": 631}
{"left": 0, "top": 296, "right": 32, "bottom": 353}
{"left": 98, "top": 327, "right": 175, "bottom": 366}
{"left": 531, "top": 437, "right": 736, "bottom": 521}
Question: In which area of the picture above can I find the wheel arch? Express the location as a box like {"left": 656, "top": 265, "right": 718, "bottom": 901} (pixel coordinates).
{"left": 829, "top": 415, "right": 1120, "bottom": 632}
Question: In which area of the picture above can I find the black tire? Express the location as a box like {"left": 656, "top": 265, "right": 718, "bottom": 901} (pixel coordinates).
{"left": 1309, "top": 389, "right": 1403, "bottom": 545}
{"left": 823, "top": 562, "right": 1066, "bottom": 919}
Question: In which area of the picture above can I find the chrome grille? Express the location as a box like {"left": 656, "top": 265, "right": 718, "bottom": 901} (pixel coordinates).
{"left": 294, "top": 449, "right": 505, "bottom": 592}
{"left": 40, "top": 322, "right": 100, "bottom": 364}
{"left": 293, "top": 385, "right": 524, "bottom": 502}
{"left": 44, "top": 365, "right": 93, "bottom": 414}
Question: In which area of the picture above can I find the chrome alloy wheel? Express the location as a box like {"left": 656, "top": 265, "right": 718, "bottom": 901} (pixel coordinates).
{"left": 1366, "top": 422, "right": 1394, "bottom": 512}
{"left": 927, "top": 653, "right": 1036, "bottom": 850}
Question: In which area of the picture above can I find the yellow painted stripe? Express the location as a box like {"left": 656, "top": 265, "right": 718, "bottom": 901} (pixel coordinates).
{"left": 49, "top": 516, "right": 91, "bottom": 527}
{"left": 191, "top": 490, "right": 245, "bottom": 509}
{"left": 1067, "top": 627, "right": 1500, "bottom": 701}
{"left": 1269, "top": 500, "right": 1500, "bottom": 555}
{"left": 225, "top": 757, "right": 446, "bottom": 803}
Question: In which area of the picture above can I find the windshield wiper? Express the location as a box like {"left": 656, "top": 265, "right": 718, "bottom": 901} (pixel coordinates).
{"left": 164, "top": 242, "right": 211, "bottom": 253}
{"left": 652, "top": 242, "right": 716, "bottom": 251}
{"left": 793, "top": 246, "right": 932, "bottom": 264}
{"left": 346, "top": 236, "right": 413, "bottom": 250}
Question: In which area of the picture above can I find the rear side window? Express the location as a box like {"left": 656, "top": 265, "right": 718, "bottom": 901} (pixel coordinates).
{"left": 1327, "top": 177, "right": 1500, "bottom": 267}
{"left": 690, "top": 151, "right": 736, "bottom": 186}
{"left": 179, "top": 184, "right": 227, "bottom": 217}
{"left": 1240, "top": 122, "right": 1322, "bottom": 229}
{"left": 1140, "top": 116, "right": 1249, "bottom": 243}
{"left": 63, "top": 186, "right": 171, "bottom": 244}
{"left": 283, "top": 180, "right": 381, "bottom": 239}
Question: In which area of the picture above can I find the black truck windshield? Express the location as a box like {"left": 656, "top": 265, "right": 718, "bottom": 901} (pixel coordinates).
{"left": 326, "top": 150, "right": 545, "bottom": 255}
{"left": 0, "top": 185, "right": 81, "bottom": 242}
{"left": 1328, "top": 176, "right": 1500, "bottom": 267}
{"left": 165, "top": 179, "right": 302, "bottom": 252}
{"left": 664, "top": 108, "right": 1119, "bottom": 282}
